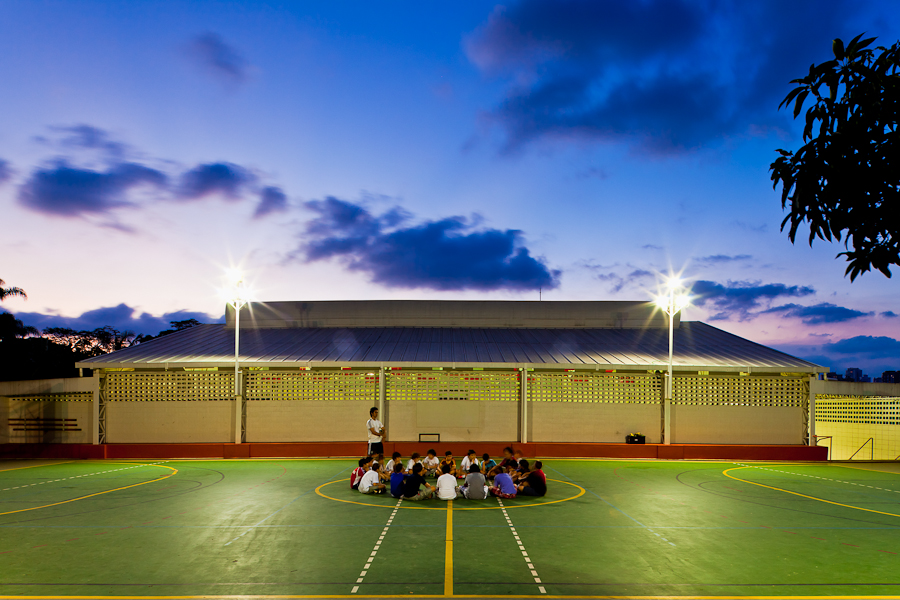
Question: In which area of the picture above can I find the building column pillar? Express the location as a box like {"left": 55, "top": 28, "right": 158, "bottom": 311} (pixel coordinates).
{"left": 519, "top": 366, "right": 528, "bottom": 444}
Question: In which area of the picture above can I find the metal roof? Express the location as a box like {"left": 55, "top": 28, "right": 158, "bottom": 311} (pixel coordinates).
{"left": 77, "top": 322, "right": 825, "bottom": 373}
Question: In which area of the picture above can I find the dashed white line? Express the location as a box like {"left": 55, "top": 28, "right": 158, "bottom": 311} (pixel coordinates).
{"left": 0, "top": 462, "right": 168, "bottom": 492}
{"left": 498, "top": 498, "right": 546, "bottom": 594}
{"left": 352, "top": 497, "right": 402, "bottom": 592}
{"left": 734, "top": 464, "right": 899, "bottom": 493}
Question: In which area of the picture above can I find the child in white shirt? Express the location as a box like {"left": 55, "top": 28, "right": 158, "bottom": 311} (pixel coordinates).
{"left": 422, "top": 449, "right": 440, "bottom": 477}
{"left": 405, "top": 452, "right": 422, "bottom": 473}
{"left": 358, "top": 463, "right": 386, "bottom": 495}
{"left": 435, "top": 464, "right": 459, "bottom": 500}
{"left": 459, "top": 449, "right": 479, "bottom": 479}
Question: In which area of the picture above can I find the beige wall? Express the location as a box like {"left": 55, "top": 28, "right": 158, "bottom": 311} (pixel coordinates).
{"left": 106, "top": 401, "right": 234, "bottom": 443}
{"left": 388, "top": 399, "right": 518, "bottom": 442}
{"left": 0, "top": 377, "right": 95, "bottom": 396}
{"left": 245, "top": 400, "right": 372, "bottom": 442}
{"left": 529, "top": 402, "right": 661, "bottom": 443}
{"left": 811, "top": 379, "right": 900, "bottom": 397}
{"left": 671, "top": 405, "right": 804, "bottom": 444}
{"left": 814, "top": 421, "right": 899, "bottom": 460}
{"left": 3, "top": 399, "right": 93, "bottom": 444}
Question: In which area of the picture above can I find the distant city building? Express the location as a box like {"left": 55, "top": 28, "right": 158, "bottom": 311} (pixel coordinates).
{"left": 882, "top": 371, "right": 900, "bottom": 384}
{"left": 874, "top": 377, "right": 883, "bottom": 383}
{"left": 846, "top": 367, "right": 863, "bottom": 382}
{"left": 826, "top": 372, "right": 844, "bottom": 381}
{"left": 860, "top": 374, "right": 871, "bottom": 383}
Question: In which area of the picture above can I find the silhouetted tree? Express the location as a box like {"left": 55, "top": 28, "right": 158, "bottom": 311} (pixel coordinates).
{"left": 42, "top": 326, "right": 136, "bottom": 357}
{"left": 133, "top": 318, "right": 204, "bottom": 344}
{"left": 0, "top": 312, "right": 38, "bottom": 341}
{"left": 0, "top": 278, "right": 27, "bottom": 301}
{"left": 771, "top": 34, "right": 900, "bottom": 280}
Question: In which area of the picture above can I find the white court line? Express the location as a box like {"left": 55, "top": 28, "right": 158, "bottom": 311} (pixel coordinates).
{"left": 352, "top": 496, "right": 402, "bottom": 593}
{"left": 0, "top": 462, "right": 168, "bottom": 492}
{"left": 734, "top": 463, "right": 900, "bottom": 493}
{"left": 497, "top": 497, "right": 546, "bottom": 594}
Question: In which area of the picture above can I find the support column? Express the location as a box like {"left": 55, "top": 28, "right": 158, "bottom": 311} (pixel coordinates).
{"left": 233, "top": 371, "right": 242, "bottom": 444}
{"left": 808, "top": 375, "right": 816, "bottom": 446}
{"left": 91, "top": 370, "right": 101, "bottom": 445}
{"left": 519, "top": 366, "right": 528, "bottom": 444}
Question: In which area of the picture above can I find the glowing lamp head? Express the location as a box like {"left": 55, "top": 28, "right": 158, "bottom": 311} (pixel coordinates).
{"left": 675, "top": 293, "right": 691, "bottom": 311}
{"left": 664, "top": 276, "right": 682, "bottom": 291}
{"left": 225, "top": 267, "right": 244, "bottom": 286}
{"left": 653, "top": 295, "right": 669, "bottom": 311}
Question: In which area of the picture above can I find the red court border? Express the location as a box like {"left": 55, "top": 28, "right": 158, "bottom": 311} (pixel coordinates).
{"left": 0, "top": 442, "right": 827, "bottom": 461}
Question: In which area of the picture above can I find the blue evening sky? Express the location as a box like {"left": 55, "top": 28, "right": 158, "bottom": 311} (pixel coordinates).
{"left": 1, "top": 0, "right": 899, "bottom": 376}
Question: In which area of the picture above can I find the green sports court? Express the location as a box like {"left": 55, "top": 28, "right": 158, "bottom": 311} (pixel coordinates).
{"left": 2, "top": 457, "right": 899, "bottom": 599}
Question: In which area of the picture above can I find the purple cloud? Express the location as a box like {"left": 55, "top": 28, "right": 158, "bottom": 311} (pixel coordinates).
{"left": 17, "top": 304, "right": 223, "bottom": 336}
{"left": 298, "top": 196, "right": 559, "bottom": 291}
{"left": 692, "top": 279, "right": 815, "bottom": 320}
{"left": 186, "top": 32, "right": 249, "bottom": 85}
{"left": 17, "top": 161, "right": 167, "bottom": 217}
{"left": 762, "top": 303, "right": 873, "bottom": 324}
{"left": 254, "top": 186, "right": 288, "bottom": 218}
{"left": 176, "top": 162, "right": 255, "bottom": 200}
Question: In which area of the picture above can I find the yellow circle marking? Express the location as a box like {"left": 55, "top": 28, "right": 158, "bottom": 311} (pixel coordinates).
{"left": 315, "top": 477, "right": 584, "bottom": 510}
{"left": 723, "top": 466, "right": 900, "bottom": 519}
{"left": 0, "top": 463, "right": 179, "bottom": 516}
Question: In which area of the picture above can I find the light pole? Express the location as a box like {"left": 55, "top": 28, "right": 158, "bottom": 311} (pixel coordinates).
{"left": 654, "top": 277, "right": 690, "bottom": 445}
{"left": 226, "top": 271, "right": 251, "bottom": 443}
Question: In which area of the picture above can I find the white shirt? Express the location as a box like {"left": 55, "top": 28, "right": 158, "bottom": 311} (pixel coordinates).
{"left": 406, "top": 458, "right": 419, "bottom": 472}
{"left": 385, "top": 459, "right": 400, "bottom": 473}
{"left": 435, "top": 473, "right": 458, "bottom": 500}
{"left": 358, "top": 469, "right": 380, "bottom": 493}
{"left": 366, "top": 418, "right": 383, "bottom": 442}
{"left": 423, "top": 456, "right": 440, "bottom": 469}
{"left": 461, "top": 456, "right": 479, "bottom": 473}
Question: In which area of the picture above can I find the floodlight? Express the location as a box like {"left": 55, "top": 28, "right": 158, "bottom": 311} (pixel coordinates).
{"left": 675, "top": 294, "right": 691, "bottom": 311}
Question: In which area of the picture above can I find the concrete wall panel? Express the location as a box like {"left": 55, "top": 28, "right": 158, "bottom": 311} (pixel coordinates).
{"left": 5, "top": 400, "right": 93, "bottom": 444}
{"left": 245, "top": 400, "right": 371, "bottom": 442}
{"left": 671, "top": 405, "right": 804, "bottom": 444}
{"left": 530, "top": 402, "right": 661, "bottom": 443}
{"left": 106, "top": 401, "right": 234, "bottom": 443}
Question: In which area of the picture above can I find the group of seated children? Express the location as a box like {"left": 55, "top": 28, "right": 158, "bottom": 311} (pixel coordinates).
{"left": 349, "top": 446, "right": 547, "bottom": 501}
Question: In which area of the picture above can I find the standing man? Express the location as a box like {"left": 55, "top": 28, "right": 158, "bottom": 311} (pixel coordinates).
{"left": 367, "top": 406, "right": 385, "bottom": 456}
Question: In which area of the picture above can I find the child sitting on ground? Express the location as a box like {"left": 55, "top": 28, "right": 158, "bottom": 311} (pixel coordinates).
{"left": 422, "top": 449, "right": 440, "bottom": 477}
{"left": 460, "top": 463, "right": 488, "bottom": 499}
{"left": 459, "top": 449, "right": 479, "bottom": 479}
{"left": 517, "top": 460, "right": 547, "bottom": 496}
{"left": 406, "top": 452, "right": 422, "bottom": 474}
{"left": 390, "top": 462, "right": 406, "bottom": 498}
{"left": 490, "top": 469, "right": 517, "bottom": 499}
{"left": 481, "top": 453, "right": 497, "bottom": 477}
{"left": 435, "top": 463, "right": 459, "bottom": 500}
{"left": 350, "top": 457, "right": 369, "bottom": 490}
{"left": 440, "top": 451, "right": 457, "bottom": 478}
{"left": 385, "top": 451, "right": 403, "bottom": 474}
{"left": 401, "top": 463, "right": 434, "bottom": 501}
{"left": 488, "top": 447, "right": 516, "bottom": 478}
{"left": 358, "top": 462, "right": 386, "bottom": 495}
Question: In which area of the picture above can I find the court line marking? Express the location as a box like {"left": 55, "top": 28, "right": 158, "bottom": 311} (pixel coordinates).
{"left": 3, "top": 595, "right": 900, "bottom": 599}
{"left": 316, "top": 478, "right": 584, "bottom": 510}
{"left": 723, "top": 466, "right": 900, "bottom": 519}
{"left": 444, "top": 500, "right": 453, "bottom": 596}
{"left": 497, "top": 496, "right": 546, "bottom": 594}
{"left": 0, "top": 463, "right": 170, "bottom": 492}
{"left": 0, "top": 461, "right": 75, "bottom": 473}
{"left": 352, "top": 496, "right": 403, "bottom": 594}
{"left": 0, "top": 464, "right": 178, "bottom": 516}
{"left": 733, "top": 463, "right": 900, "bottom": 493}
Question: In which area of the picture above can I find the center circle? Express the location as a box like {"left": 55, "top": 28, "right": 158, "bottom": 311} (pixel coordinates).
{"left": 315, "top": 477, "right": 585, "bottom": 510}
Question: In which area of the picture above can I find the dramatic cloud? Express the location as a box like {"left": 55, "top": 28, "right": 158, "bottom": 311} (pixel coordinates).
{"left": 186, "top": 32, "right": 249, "bottom": 85}
{"left": 298, "top": 197, "right": 559, "bottom": 291}
{"left": 17, "top": 304, "right": 223, "bottom": 336}
{"left": 823, "top": 336, "right": 900, "bottom": 357}
{"left": 465, "top": 0, "right": 859, "bottom": 153}
{"left": 762, "top": 303, "right": 873, "bottom": 324}
{"left": 176, "top": 162, "right": 255, "bottom": 200}
{"left": 17, "top": 161, "right": 167, "bottom": 217}
{"left": 696, "top": 254, "right": 752, "bottom": 264}
{"left": 881, "top": 311, "right": 898, "bottom": 318}
{"left": 53, "top": 124, "right": 128, "bottom": 158}
{"left": 0, "top": 159, "right": 11, "bottom": 184}
{"left": 692, "top": 279, "right": 815, "bottom": 317}
{"left": 254, "top": 186, "right": 288, "bottom": 218}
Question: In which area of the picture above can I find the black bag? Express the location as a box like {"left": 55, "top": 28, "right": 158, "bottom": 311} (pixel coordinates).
{"left": 625, "top": 433, "right": 645, "bottom": 444}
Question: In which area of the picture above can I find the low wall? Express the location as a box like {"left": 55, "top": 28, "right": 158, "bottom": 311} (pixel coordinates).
{"left": 529, "top": 401, "right": 660, "bottom": 443}
{"left": 245, "top": 400, "right": 371, "bottom": 442}
{"left": 0, "top": 442, "right": 828, "bottom": 461}
{"left": 1, "top": 377, "right": 96, "bottom": 444}
{"left": 106, "top": 401, "right": 235, "bottom": 443}
{"left": 672, "top": 405, "right": 805, "bottom": 444}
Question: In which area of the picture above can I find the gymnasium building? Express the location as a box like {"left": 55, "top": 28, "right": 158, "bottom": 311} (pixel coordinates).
{"left": 1, "top": 300, "right": 853, "bottom": 460}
